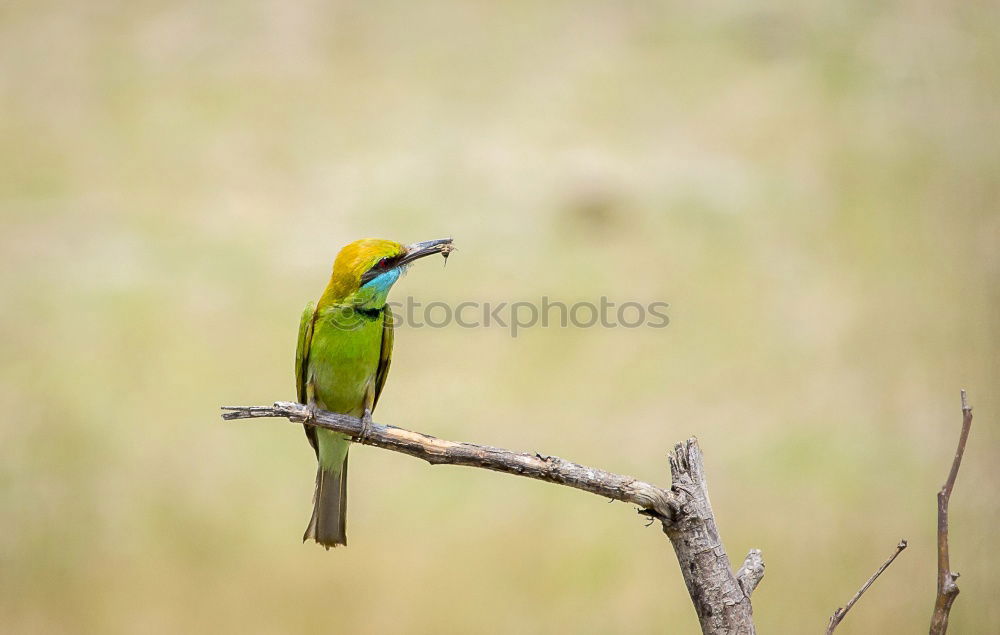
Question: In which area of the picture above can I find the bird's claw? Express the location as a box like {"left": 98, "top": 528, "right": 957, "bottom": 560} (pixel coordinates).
{"left": 358, "top": 409, "right": 374, "bottom": 444}
{"left": 304, "top": 403, "right": 320, "bottom": 424}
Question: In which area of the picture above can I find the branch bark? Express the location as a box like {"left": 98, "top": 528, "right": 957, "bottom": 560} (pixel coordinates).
{"left": 736, "top": 549, "right": 766, "bottom": 598}
{"left": 664, "top": 440, "right": 759, "bottom": 634}
{"left": 222, "top": 402, "right": 676, "bottom": 515}
{"left": 929, "top": 390, "right": 974, "bottom": 634}
{"left": 222, "top": 402, "right": 763, "bottom": 633}
{"left": 826, "top": 540, "right": 908, "bottom": 633}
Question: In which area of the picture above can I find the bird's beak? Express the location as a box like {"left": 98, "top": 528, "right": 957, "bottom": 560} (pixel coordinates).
{"left": 399, "top": 238, "right": 454, "bottom": 266}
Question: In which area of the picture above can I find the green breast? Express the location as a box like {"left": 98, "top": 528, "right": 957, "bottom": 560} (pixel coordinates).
{"left": 308, "top": 306, "right": 384, "bottom": 416}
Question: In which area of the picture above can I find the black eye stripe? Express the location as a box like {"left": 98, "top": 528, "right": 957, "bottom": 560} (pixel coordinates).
{"left": 376, "top": 255, "right": 399, "bottom": 269}
{"left": 360, "top": 255, "right": 402, "bottom": 285}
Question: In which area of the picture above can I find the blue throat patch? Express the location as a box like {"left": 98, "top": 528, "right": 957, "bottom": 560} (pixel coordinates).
{"left": 357, "top": 267, "right": 402, "bottom": 308}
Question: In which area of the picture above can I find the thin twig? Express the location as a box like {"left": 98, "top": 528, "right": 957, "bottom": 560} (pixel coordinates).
{"left": 929, "top": 390, "right": 974, "bottom": 634}
{"left": 826, "top": 540, "right": 908, "bottom": 633}
{"left": 222, "top": 402, "right": 678, "bottom": 519}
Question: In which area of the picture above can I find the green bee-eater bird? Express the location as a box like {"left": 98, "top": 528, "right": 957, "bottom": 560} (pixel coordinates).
{"left": 297, "top": 237, "right": 453, "bottom": 548}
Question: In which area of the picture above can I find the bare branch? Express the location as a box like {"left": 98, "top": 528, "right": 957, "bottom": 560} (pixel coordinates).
{"left": 736, "top": 549, "right": 766, "bottom": 598}
{"left": 929, "top": 390, "right": 974, "bottom": 634}
{"left": 222, "top": 402, "right": 678, "bottom": 518}
{"left": 826, "top": 540, "right": 908, "bottom": 634}
{"left": 222, "top": 403, "right": 764, "bottom": 634}
{"left": 664, "top": 439, "right": 760, "bottom": 634}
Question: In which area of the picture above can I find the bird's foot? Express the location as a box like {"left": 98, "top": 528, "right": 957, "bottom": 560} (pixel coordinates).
{"left": 303, "top": 403, "right": 320, "bottom": 424}
{"left": 357, "top": 408, "right": 374, "bottom": 444}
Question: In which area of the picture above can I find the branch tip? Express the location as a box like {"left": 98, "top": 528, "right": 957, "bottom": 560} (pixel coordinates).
{"left": 736, "top": 549, "right": 766, "bottom": 598}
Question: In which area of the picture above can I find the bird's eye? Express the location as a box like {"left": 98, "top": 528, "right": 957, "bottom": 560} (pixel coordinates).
{"left": 377, "top": 257, "right": 389, "bottom": 268}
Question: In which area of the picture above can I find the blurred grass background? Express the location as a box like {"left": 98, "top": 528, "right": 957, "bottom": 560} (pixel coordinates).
{"left": 2, "top": 1, "right": 998, "bottom": 633}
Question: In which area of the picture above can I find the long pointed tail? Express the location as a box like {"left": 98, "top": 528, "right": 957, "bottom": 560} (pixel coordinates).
{"left": 304, "top": 434, "right": 350, "bottom": 548}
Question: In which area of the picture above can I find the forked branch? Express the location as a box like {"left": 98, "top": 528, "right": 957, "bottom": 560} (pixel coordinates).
{"left": 222, "top": 401, "right": 763, "bottom": 634}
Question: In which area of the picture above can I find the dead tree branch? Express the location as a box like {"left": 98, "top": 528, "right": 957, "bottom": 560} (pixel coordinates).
{"left": 665, "top": 440, "right": 760, "bottom": 633}
{"left": 222, "top": 401, "right": 763, "bottom": 634}
{"left": 826, "top": 540, "right": 908, "bottom": 633}
{"left": 929, "top": 390, "right": 974, "bottom": 634}
{"left": 222, "top": 402, "right": 676, "bottom": 515}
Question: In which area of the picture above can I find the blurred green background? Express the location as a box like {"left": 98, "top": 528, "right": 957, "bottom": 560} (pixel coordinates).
{"left": 2, "top": 1, "right": 998, "bottom": 633}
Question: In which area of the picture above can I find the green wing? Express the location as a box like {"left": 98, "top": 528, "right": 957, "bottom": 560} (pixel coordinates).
{"left": 296, "top": 301, "right": 317, "bottom": 453}
{"left": 372, "top": 306, "right": 394, "bottom": 410}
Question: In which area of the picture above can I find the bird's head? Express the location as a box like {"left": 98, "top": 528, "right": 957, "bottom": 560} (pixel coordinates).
{"left": 321, "top": 237, "right": 453, "bottom": 308}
